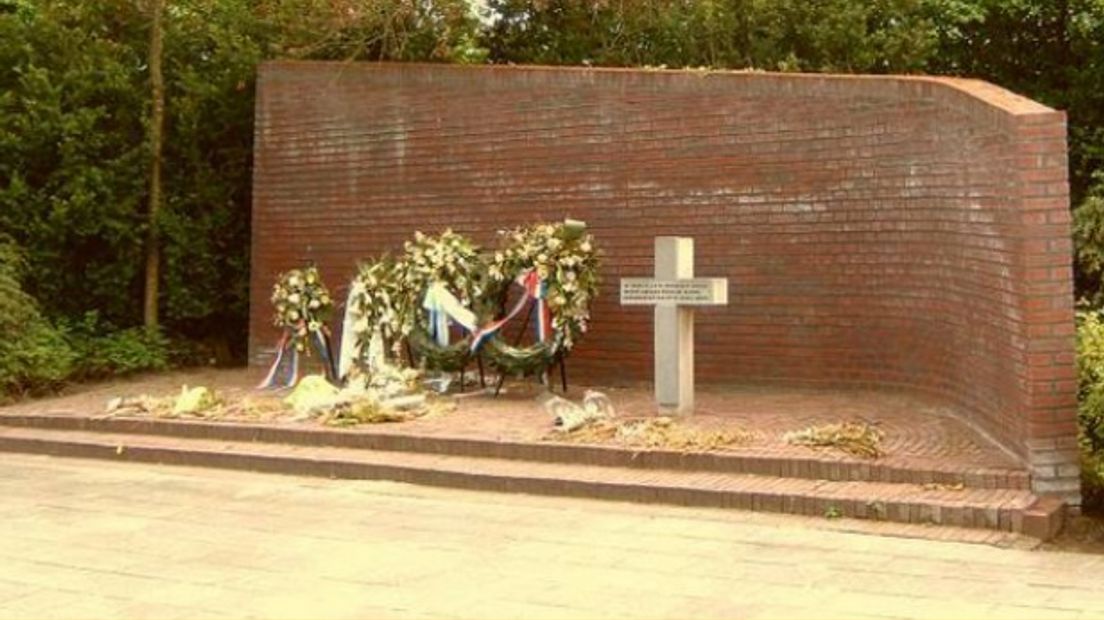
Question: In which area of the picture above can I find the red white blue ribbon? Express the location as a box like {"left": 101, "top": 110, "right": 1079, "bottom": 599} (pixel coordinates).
{"left": 470, "top": 270, "right": 551, "bottom": 353}
{"left": 257, "top": 326, "right": 336, "bottom": 389}
{"left": 422, "top": 282, "right": 478, "bottom": 347}
{"left": 257, "top": 332, "right": 299, "bottom": 389}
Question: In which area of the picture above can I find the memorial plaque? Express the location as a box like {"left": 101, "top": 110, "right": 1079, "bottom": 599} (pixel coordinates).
{"left": 620, "top": 278, "right": 728, "bottom": 306}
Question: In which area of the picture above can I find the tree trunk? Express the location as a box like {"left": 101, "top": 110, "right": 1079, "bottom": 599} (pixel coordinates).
{"left": 144, "top": 0, "right": 165, "bottom": 328}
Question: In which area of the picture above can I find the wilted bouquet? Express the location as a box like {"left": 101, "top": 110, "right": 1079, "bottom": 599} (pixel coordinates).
{"left": 489, "top": 220, "right": 600, "bottom": 351}
{"left": 271, "top": 266, "right": 333, "bottom": 353}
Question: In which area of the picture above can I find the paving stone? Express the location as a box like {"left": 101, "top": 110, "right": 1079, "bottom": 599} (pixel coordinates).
{"left": 0, "top": 453, "right": 1099, "bottom": 620}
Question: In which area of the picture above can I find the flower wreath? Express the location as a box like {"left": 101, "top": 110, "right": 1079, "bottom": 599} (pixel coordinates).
{"left": 395, "top": 229, "right": 487, "bottom": 372}
{"left": 344, "top": 257, "right": 406, "bottom": 370}
{"left": 259, "top": 266, "right": 336, "bottom": 388}
{"left": 475, "top": 220, "right": 600, "bottom": 378}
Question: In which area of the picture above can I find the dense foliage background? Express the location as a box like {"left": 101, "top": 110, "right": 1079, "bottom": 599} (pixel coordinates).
{"left": 0, "top": 0, "right": 1101, "bottom": 374}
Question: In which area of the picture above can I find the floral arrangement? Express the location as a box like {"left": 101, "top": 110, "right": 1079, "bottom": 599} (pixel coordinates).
{"left": 346, "top": 257, "right": 405, "bottom": 361}
{"left": 488, "top": 220, "right": 600, "bottom": 352}
{"left": 271, "top": 266, "right": 333, "bottom": 353}
{"left": 484, "top": 220, "right": 600, "bottom": 376}
{"left": 395, "top": 229, "right": 488, "bottom": 371}
{"left": 395, "top": 229, "right": 486, "bottom": 332}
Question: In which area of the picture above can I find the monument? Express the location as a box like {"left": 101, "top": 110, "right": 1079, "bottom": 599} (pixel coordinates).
{"left": 621, "top": 237, "right": 728, "bottom": 414}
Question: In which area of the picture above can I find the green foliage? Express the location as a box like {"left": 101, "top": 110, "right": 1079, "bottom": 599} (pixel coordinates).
{"left": 1077, "top": 310, "right": 1104, "bottom": 454}
{"left": 1074, "top": 175, "right": 1104, "bottom": 305}
{"left": 0, "top": 0, "right": 482, "bottom": 360}
{"left": 1085, "top": 449, "right": 1104, "bottom": 510}
{"left": 0, "top": 238, "right": 74, "bottom": 399}
{"left": 1076, "top": 309, "right": 1104, "bottom": 509}
{"left": 0, "top": 320, "right": 76, "bottom": 400}
{"left": 61, "top": 312, "right": 171, "bottom": 380}
{"left": 482, "top": 0, "right": 944, "bottom": 72}
{"left": 0, "top": 1, "right": 148, "bottom": 327}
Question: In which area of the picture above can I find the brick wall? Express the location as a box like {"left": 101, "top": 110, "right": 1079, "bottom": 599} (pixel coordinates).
{"left": 250, "top": 62, "right": 1078, "bottom": 503}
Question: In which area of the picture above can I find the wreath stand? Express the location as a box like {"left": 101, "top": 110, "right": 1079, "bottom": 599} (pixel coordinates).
{"left": 491, "top": 306, "right": 568, "bottom": 398}
{"left": 405, "top": 336, "right": 487, "bottom": 393}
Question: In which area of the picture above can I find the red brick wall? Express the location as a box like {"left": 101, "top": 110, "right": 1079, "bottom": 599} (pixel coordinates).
{"left": 250, "top": 62, "right": 1078, "bottom": 502}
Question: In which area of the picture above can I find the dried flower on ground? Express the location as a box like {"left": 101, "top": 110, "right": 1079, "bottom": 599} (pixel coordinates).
{"left": 549, "top": 416, "right": 751, "bottom": 452}
{"left": 783, "top": 421, "right": 884, "bottom": 459}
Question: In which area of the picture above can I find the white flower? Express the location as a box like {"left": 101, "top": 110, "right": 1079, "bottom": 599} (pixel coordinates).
{"left": 287, "top": 293, "right": 301, "bottom": 305}
{"left": 288, "top": 275, "right": 301, "bottom": 287}
{"left": 308, "top": 299, "right": 320, "bottom": 309}
{"left": 288, "top": 310, "right": 300, "bottom": 321}
{"left": 308, "top": 320, "right": 321, "bottom": 332}
{"left": 580, "top": 241, "right": 592, "bottom": 253}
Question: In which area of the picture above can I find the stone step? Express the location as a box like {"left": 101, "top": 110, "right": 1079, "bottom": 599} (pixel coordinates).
{"left": 0, "top": 425, "right": 1062, "bottom": 538}
{"left": 0, "top": 414, "right": 1030, "bottom": 489}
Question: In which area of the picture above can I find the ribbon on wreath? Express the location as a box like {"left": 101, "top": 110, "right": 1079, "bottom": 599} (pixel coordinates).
{"left": 311, "top": 326, "right": 338, "bottom": 383}
{"left": 336, "top": 282, "right": 363, "bottom": 381}
{"left": 257, "top": 324, "right": 337, "bottom": 389}
{"left": 257, "top": 332, "right": 299, "bottom": 389}
{"left": 422, "top": 281, "right": 478, "bottom": 347}
{"left": 470, "top": 270, "right": 551, "bottom": 353}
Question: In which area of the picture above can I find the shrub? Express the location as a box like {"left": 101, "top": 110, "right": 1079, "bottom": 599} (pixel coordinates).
{"left": 62, "top": 312, "right": 170, "bottom": 380}
{"left": 0, "top": 319, "right": 75, "bottom": 400}
{"left": 1076, "top": 309, "right": 1104, "bottom": 510}
{"left": 1077, "top": 310, "right": 1104, "bottom": 453}
{"left": 1085, "top": 451, "right": 1104, "bottom": 511}
{"left": 0, "top": 238, "right": 74, "bottom": 399}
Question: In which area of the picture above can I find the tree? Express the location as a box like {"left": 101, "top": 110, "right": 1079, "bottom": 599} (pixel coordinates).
{"left": 145, "top": 0, "right": 165, "bottom": 328}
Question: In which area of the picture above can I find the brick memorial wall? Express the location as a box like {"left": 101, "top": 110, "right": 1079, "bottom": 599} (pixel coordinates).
{"left": 250, "top": 62, "right": 1078, "bottom": 500}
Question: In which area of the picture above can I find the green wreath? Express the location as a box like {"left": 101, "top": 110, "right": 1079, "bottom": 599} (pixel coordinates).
{"left": 395, "top": 229, "right": 488, "bottom": 372}
{"left": 482, "top": 220, "right": 600, "bottom": 378}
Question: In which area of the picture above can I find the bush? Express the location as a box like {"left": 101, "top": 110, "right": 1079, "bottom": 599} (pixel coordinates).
{"left": 0, "top": 319, "right": 75, "bottom": 400}
{"left": 1076, "top": 309, "right": 1104, "bottom": 510}
{"left": 1085, "top": 451, "right": 1104, "bottom": 511}
{"left": 1077, "top": 310, "right": 1104, "bottom": 453}
{"left": 0, "top": 238, "right": 74, "bottom": 399}
{"left": 62, "top": 312, "right": 170, "bottom": 381}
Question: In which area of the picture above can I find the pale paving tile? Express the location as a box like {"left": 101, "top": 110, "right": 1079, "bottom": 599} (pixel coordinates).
{"left": 0, "top": 452, "right": 1101, "bottom": 620}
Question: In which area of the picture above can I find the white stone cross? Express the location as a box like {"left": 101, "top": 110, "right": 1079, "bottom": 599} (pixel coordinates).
{"left": 620, "top": 237, "right": 728, "bottom": 414}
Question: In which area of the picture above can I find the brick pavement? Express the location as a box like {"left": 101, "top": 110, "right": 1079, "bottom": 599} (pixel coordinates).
{"left": 0, "top": 367, "right": 1025, "bottom": 475}
{"left": 1, "top": 453, "right": 1101, "bottom": 620}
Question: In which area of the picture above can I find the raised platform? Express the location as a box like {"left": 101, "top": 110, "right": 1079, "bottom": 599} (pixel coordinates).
{"left": 0, "top": 369, "right": 1066, "bottom": 540}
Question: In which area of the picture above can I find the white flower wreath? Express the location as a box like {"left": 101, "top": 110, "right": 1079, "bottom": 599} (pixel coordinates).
{"left": 483, "top": 220, "right": 600, "bottom": 375}
{"left": 394, "top": 229, "right": 487, "bottom": 371}
{"left": 270, "top": 266, "right": 333, "bottom": 353}
{"left": 346, "top": 257, "right": 405, "bottom": 365}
